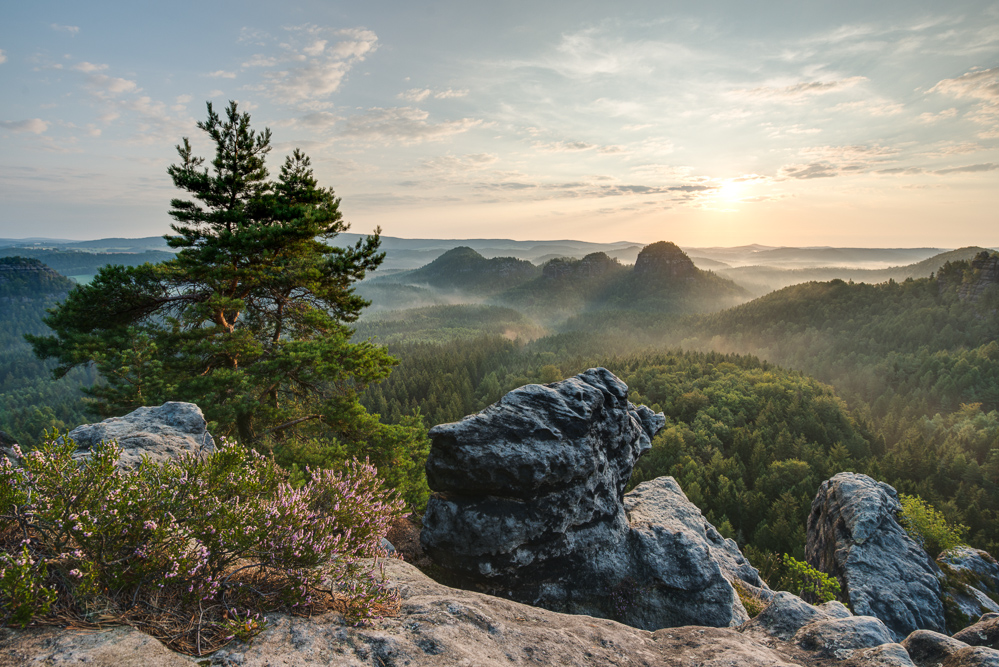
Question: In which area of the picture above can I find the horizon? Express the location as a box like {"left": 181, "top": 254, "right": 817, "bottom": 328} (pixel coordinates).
{"left": 1, "top": 1, "right": 997, "bottom": 246}
{"left": 1, "top": 232, "right": 997, "bottom": 252}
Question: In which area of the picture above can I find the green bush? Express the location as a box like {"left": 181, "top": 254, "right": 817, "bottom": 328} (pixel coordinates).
{"left": 898, "top": 494, "right": 967, "bottom": 557}
{"left": 748, "top": 548, "right": 841, "bottom": 604}
{"left": 0, "top": 434, "right": 403, "bottom": 654}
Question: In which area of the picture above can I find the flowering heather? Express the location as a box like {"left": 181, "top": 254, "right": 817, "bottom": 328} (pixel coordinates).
{"left": 0, "top": 434, "right": 405, "bottom": 654}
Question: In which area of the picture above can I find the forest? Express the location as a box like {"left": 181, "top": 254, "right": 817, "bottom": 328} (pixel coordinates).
{"left": 3, "top": 228, "right": 998, "bottom": 579}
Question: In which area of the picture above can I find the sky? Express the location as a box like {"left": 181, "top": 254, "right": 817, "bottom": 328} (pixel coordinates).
{"left": 1, "top": 1, "right": 997, "bottom": 247}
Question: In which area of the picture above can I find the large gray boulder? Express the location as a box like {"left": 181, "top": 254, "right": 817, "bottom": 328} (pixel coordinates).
{"left": 806, "top": 472, "right": 946, "bottom": 641}
{"left": 422, "top": 368, "right": 765, "bottom": 630}
{"left": 940, "top": 549, "right": 999, "bottom": 628}
{"left": 66, "top": 402, "right": 215, "bottom": 468}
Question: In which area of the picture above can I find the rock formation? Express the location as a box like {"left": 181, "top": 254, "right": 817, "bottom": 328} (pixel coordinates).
{"left": 7, "top": 558, "right": 999, "bottom": 667}
{"left": 958, "top": 251, "right": 999, "bottom": 302}
{"left": 64, "top": 401, "right": 215, "bottom": 468}
{"left": 806, "top": 472, "right": 946, "bottom": 641}
{"left": 953, "top": 613, "right": 999, "bottom": 650}
{"left": 422, "top": 368, "right": 764, "bottom": 630}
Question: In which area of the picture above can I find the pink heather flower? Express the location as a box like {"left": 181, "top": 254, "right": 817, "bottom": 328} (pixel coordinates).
{"left": 144, "top": 520, "right": 158, "bottom": 530}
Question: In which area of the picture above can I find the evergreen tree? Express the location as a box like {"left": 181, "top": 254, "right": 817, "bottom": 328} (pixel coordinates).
{"left": 29, "top": 102, "right": 428, "bottom": 505}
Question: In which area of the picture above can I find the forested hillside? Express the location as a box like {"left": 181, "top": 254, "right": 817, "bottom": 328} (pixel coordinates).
{"left": 0, "top": 257, "right": 94, "bottom": 442}
{"left": 6, "top": 245, "right": 998, "bottom": 570}
{"left": 0, "top": 247, "right": 175, "bottom": 280}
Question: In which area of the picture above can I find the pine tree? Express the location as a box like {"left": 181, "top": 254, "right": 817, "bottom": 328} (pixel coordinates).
{"left": 29, "top": 102, "right": 429, "bottom": 506}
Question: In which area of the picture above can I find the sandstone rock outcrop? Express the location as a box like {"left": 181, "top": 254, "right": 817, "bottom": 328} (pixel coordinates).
{"left": 806, "top": 472, "right": 946, "bottom": 641}
{"left": 0, "top": 558, "right": 946, "bottom": 667}
{"left": 6, "top": 550, "right": 999, "bottom": 666}
{"left": 65, "top": 401, "right": 215, "bottom": 468}
{"left": 958, "top": 251, "right": 999, "bottom": 302}
{"left": 422, "top": 368, "right": 765, "bottom": 630}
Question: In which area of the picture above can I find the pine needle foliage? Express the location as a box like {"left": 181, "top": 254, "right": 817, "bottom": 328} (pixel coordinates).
{"left": 27, "top": 102, "right": 429, "bottom": 505}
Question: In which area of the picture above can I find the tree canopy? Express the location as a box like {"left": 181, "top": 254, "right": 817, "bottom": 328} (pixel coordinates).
{"left": 29, "top": 101, "right": 429, "bottom": 506}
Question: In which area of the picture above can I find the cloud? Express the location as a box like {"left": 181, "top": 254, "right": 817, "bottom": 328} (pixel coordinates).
{"left": 242, "top": 54, "right": 277, "bottom": 68}
{"left": 434, "top": 88, "right": 468, "bottom": 99}
{"left": 0, "top": 50, "right": 6, "bottom": 65}
{"left": 295, "top": 111, "right": 338, "bottom": 128}
{"left": 934, "top": 162, "right": 999, "bottom": 174}
{"left": 175, "top": 94, "right": 192, "bottom": 104}
{"left": 736, "top": 76, "right": 867, "bottom": 101}
{"left": 423, "top": 153, "right": 499, "bottom": 172}
{"left": 251, "top": 26, "right": 378, "bottom": 105}
{"left": 50, "top": 24, "right": 79, "bottom": 35}
{"left": 876, "top": 166, "right": 925, "bottom": 175}
{"left": 119, "top": 95, "right": 197, "bottom": 145}
{"left": 0, "top": 118, "right": 49, "bottom": 134}
{"left": 929, "top": 67, "right": 999, "bottom": 126}
{"left": 338, "top": 106, "right": 480, "bottom": 144}
{"left": 399, "top": 88, "right": 430, "bottom": 103}
{"left": 207, "top": 70, "right": 236, "bottom": 79}
{"left": 398, "top": 87, "right": 469, "bottom": 103}
{"left": 533, "top": 140, "right": 597, "bottom": 153}
{"left": 73, "top": 61, "right": 107, "bottom": 73}
{"left": 801, "top": 144, "right": 898, "bottom": 161}
{"left": 830, "top": 99, "right": 905, "bottom": 116}
{"left": 930, "top": 67, "right": 999, "bottom": 101}
{"left": 918, "top": 108, "right": 959, "bottom": 123}
{"left": 85, "top": 74, "right": 138, "bottom": 96}
{"left": 777, "top": 162, "right": 839, "bottom": 179}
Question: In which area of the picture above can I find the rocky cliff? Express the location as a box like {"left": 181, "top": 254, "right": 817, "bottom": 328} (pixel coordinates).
{"left": 422, "top": 368, "right": 765, "bottom": 629}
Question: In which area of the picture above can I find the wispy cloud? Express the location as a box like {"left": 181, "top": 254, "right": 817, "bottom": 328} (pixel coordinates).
{"left": 206, "top": 70, "right": 236, "bottom": 79}
{"left": 0, "top": 119, "right": 49, "bottom": 134}
{"left": 250, "top": 25, "right": 378, "bottom": 105}
{"left": 777, "top": 162, "right": 839, "bottom": 179}
{"left": 0, "top": 50, "right": 6, "bottom": 65}
{"left": 72, "top": 61, "right": 107, "bottom": 73}
{"left": 50, "top": 24, "right": 79, "bottom": 35}
{"left": 338, "top": 106, "right": 480, "bottom": 144}
{"left": 929, "top": 67, "right": 999, "bottom": 101}
{"left": 242, "top": 54, "right": 277, "bottom": 68}
{"left": 934, "top": 162, "right": 999, "bottom": 174}
{"left": 735, "top": 76, "right": 868, "bottom": 101}
{"left": 398, "top": 87, "right": 469, "bottom": 103}
{"left": 917, "top": 108, "right": 959, "bottom": 123}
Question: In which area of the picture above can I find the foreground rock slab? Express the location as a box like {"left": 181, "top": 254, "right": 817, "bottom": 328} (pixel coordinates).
{"left": 65, "top": 402, "right": 215, "bottom": 467}
{"left": 0, "top": 559, "right": 883, "bottom": 667}
{"left": 806, "top": 472, "right": 945, "bottom": 641}
{"left": 8, "top": 559, "right": 999, "bottom": 667}
{"left": 422, "top": 368, "right": 766, "bottom": 630}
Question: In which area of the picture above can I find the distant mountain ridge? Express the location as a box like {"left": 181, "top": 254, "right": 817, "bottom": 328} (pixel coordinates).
{"left": 396, "top": 246, "right": 540, "bottom": 295}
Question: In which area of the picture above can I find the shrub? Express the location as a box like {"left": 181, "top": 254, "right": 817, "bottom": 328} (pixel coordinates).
{"left": 782, "top": 554, "right": 841, "bottom": 603}
{"left": 747, "top": 547, "right": 841, "bottom": 604}
{"left": 0, "top": 434, "right": 404, "bottom": 654}
{"left": 898, "top": 494, "right": 967, "bottom": 558}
